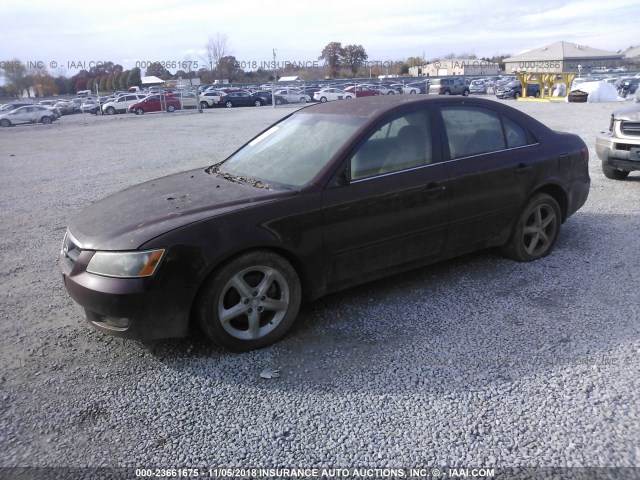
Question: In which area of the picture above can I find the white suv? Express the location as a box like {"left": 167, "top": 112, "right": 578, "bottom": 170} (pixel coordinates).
{"left": 101, "top": 94, "right": 147, "bottom": 115}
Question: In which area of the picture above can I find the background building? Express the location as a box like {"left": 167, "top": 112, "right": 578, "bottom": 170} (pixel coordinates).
{"left": 503, "top": 41, "right": 623, "bottom": 74}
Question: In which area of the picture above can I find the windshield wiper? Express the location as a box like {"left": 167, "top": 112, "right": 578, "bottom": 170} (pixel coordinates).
{"left": 206, "top": 163, "right": 270, "bottom": 190}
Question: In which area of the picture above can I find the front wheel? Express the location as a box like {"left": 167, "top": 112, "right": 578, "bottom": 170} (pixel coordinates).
{"left": 501, "top": 193, "right": 561, "bottom": 262}
{"left": 254, "top": 99, "right": 263, "bottom": 107}
{"left": 275, "top": 98, "right": 283, "bottom": 105}
{"left": 135, "top": 108, "right": 144, "bottom": 115}
{"left": 225, "top": 101, "right": 233, "bottom": 108}
{"left": 106, "top": 106, "right": 115, "bottom": 115}
{"left": 299, "top": 97, "right": 307, "bottom": 103}
{"left": 200, "top": 101, "right": 209, "bottom": 109}
{"left": 197, "top": 251, "right": 302, "bottom": 351}
{"left": 167, "top": 105, "right": 176, "bottom": 112}
{"left": 463, "top": 90, "right": 469, "bottom": 96}
{"left": 319, "top": 96, "right": 327, "bottom": 103}
{"left": 40, "top": 116, "right": 51, "bottom": 124}
{"left": 602, "top": 164, "right": 630, "bottom": 180}
{"left": 409, "top": 89, "right": 417, "bottom": 94}
{"left": 0, "top": 119, "right": 11, "bottom": 127}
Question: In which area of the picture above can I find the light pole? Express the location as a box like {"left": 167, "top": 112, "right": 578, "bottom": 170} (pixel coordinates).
{"left": 272, "top": 49, "right": 277, "bottom": 108}
{"left": 578, "top": 64, "right": 582, "bottom": 78}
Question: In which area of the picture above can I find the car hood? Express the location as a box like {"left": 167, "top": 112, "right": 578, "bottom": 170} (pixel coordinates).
{"left": 68, "top": 168, "right": 294, "bottom": 251}
{"left": 613, "top": 103, "right": 640, "bottom": 121}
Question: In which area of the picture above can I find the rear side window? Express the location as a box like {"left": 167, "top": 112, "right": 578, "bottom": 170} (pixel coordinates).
{"left": 442, "top": 106, "right": 505, "bottom": 158}
{"left": 442, "top": 106, "right": 536, "bottom": 158}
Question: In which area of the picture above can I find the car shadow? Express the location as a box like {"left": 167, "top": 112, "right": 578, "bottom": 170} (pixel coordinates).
{"left": 141, "top": 210, "right": 638, "bottom": 395}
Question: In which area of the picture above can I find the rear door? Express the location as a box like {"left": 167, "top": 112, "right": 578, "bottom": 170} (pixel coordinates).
{"left": 438, "top": 103, "right": 538, "bottom": 250}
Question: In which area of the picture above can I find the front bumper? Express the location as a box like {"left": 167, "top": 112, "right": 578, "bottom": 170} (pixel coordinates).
{"left": 60, "top": 249, "right": 193, "bottom": 340}
{"left": 596, "top": 132, "right": 640, "bottom": 171}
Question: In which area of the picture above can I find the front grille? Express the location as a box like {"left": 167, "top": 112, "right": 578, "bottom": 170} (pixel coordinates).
{"left": 621, "top": 122, "right": 640, "bottom": 136}
{"left": 61, "top": 230, "right": 82, "bottom": 270}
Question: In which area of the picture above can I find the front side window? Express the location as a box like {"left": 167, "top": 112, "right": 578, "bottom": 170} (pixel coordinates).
{"left": 351, "top": 110, "right": 433, "bottom": 180}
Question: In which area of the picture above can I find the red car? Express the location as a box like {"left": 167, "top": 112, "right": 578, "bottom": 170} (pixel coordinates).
{"left": 344, "top": 85, "right": 381, "bottom": 98}
{"left": 128, "top": 95, "right": 181, "bottom": 115}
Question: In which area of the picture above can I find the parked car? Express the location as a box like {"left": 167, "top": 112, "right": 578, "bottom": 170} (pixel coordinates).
{"left": 59, "top": 96, "right": 590, "bottom": 351}
{"left": 402, "top": 82, "right": 428, "bottom": 95}
{"left": 176, "top": 92, "right": 198, "bottom": 109}
{"left": 198, "top": 90, "right": 224, "bottom": 108}
{"left": 343, "top": 85, "right": 381, "bottom": 97}
{"left": 250, "top": 91, "right": 289, "bottom": 106}
{"left": 313, "top": 88, "right": 354, "bottom": 102}
{"left": 53, "top": 100, "right": 78, "bottom": 115}
{"left": 274, "top": 89, "right": 311, "bottom": 103}
{"left": 81, "top": 99, "right": 101, "bottom": 114}
{"left": 102, "top": 94, "right": 146, "bottom": 114}
{"left": 429, "top": 78, "right": 470, "bottom": 96}
{"left": 0, "top": 105, "right": 58, "bottom": 126}
{"left": 495, "top": 81, "right": 541, "bottom": 99}
{"left": 469, "top": 79, "right": 488, "bottom": 94}
{"left": 128, "top": 95, "right": 182, "bottom": 114}
{"left": 596, "top": 102, "right": 640, "bottom": 179}
{"left": 219, "top": 91, "right": 260, "bottom": 108}
{"left": 617, "top": 77, "right": 640, "bottom": 98}
{"left": 0, "top": 101, "right": 33, "bottom": 112}
{"left": 366, "top": 84, "right": 396, "bottom": 95}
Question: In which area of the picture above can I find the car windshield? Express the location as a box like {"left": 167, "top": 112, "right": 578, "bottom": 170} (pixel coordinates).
{"left": 217, "top": 113, "right": 365, "bottom": 188}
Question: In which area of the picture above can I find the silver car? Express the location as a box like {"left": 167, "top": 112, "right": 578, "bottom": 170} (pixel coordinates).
{"left": 0, "top": 105, "right": 58, "bottom": 127}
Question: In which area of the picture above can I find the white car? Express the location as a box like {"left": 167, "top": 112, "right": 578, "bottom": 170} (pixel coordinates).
{"left": 0, "top": 105, "right": 58, "bottom": 126}
{"left": 274, "top": 89, "right": 311, "bottom": 103}
{"left": 199, "top": 91, "right": 223, "bottom": 108}
{"left": 313, "top": 88, "right": 354, "bottom": 103}
{"left": 101, "top": 93, "right": 147, "bottom": 115}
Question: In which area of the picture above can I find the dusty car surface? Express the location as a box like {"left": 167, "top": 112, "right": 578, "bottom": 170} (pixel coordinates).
{"left": 596, "top": 102, "right": 640, "bottom": 179}
{"left": 60, "top": 96, "right": 590, "bottom": 351}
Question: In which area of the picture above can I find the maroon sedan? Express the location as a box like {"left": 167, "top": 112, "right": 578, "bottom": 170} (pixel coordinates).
{"left": 344, "top": 85, "right": 381, "bottom": 98}
{"left": 60, "top": 96, "right": 590, "bottom": 351}
{"left": 128, "top": 94, "right": 181, "bottom": 114}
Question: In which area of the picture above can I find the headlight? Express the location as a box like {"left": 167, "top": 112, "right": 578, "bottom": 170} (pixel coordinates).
{"left": 86, "top": 249, "right": 165, "bottom": 278}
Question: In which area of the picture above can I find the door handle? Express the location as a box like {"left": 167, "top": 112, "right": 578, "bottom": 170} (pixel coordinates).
{"left": 514, "top": 163, "right": 532, "bottom": 175}
{"left": 424, "top": 182, "right": 447, "bottom": 195}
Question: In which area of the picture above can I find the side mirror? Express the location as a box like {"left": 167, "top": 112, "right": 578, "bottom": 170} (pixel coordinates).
{"left": 336, "top": 166, "right": 352, "bottom": 186}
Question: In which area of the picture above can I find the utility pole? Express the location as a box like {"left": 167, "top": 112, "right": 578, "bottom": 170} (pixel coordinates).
{"left": 272, "top": 49, "right": 277, "bottom": 108}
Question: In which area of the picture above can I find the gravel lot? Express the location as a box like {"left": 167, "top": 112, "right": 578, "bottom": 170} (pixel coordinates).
{"left": 0, "top": 99, "right": 638, "bottom": 473}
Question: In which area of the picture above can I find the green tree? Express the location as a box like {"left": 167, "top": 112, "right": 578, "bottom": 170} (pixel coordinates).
{"left": 145, "top": 62, "right": 171, "bottom": 79}
{"left": 219, "top": 55, "right": 241, "bottom": 82}
{"left": 99, "top": 76, "right": 108, "bottom": 92}
{"left": 112, "top": 71, "right": 121, "bottom": 90}
{"left": 319, "top": 42, "right": 345, "bottom": 78}
{"left": 119, "top": 70, "right": 130, "bottom": 90}
{"left": 1, "top": 59, "right": 30, "bottom": 97}
{"left": 342, "top": 45, "right": 368, "bottom": 76}
{"left": 127, "top": 67, "right": 141, "bottom": 88}
{"left": 105, "top": 74, "right": 113, "bottom": 91}
{"left": 87, "top": 78, "right": 95, "bottom": 93}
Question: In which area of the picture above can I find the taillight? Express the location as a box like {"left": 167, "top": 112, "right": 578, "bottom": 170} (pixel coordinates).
{"left": 580, "top": 146, "right": 589, "bottom": 164}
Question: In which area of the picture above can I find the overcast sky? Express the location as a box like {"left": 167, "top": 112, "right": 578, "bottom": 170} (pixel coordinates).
{"left": 1, "top": 0, "right": 638, "bottom": 76}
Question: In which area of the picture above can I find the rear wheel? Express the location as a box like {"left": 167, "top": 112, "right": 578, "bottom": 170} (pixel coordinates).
{"left": 320, "top": 96, "right": 328, "bottom": 103}
{"left": 254, "top": 99, "right": 263, "bottom": 107}
{"left": 602, "top": 164, "right": 630, "bottom": 180}
{"left": 197, "top": 251, "right": 302, "bottom": 351}
{"left": 275, "top": 98, "right": 283, "bottom": 105}
{"left": 410, "top": 89, "right": 417, "bottom": 94}
{"left": 0, "top": 119, "right": 11, "bottom": 127}
{"left": 299, "top": 97, "right": 307, "bottom": 103}
{"left": 501, "top": 193, "right": 561, "bottom": 262}
{"left": 463, "top": 90, "right": 469, "bottom": 96}
{"left": 167, "top": 105, "right": 176, "bottom": 112}
{"left": 200, "top": 101, "right": 209, "bottom": 109}
{"left": 106, "top": 106, "right": 116, "bottom": 115}
{"left": 225, "top": 101, "right": 233, "bottom": 108}
{"left": 444, "top": 90, "right": 450, "bottom": 95}
{"left": 135, "top": 108, "right": 144, "bottom": 115}
{"left": 40, "top": 116, "right": 51, "bottom": 124}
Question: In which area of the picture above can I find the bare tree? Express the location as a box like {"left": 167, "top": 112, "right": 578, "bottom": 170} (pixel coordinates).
{"left": 203, "top": 33, "right": 230, "bottom": 82}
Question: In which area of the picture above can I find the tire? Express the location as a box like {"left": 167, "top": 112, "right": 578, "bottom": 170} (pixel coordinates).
{"left": 410, "top": 89, "right": 417, "bottom": 94}
{"left": 106, "top": 106, "right": 116, "bottom": 115}
{"left": 602, "top": 164, "right": 630, "bottom": 180}
{"left": 200, "top": 101, "right": 209, "bottom": 109}
{"left": 254, "top": 99, "right": 262, "bottom": 107}
{"left": 534, "top": 91, "right": 541, "bottom": 98}
{"left": 275, "top": 98, "right": 283, "bottom": 105}
{"left": 514, "top": 92, "right": 521, "bottom": 100}
{"left": 443, "top": 90, "right": 450, "bottom": 95}
{"left": 320, "top": 96, "right": 327, "bottom": 103}
{"left": 0, "top": 119, "right": 11, "bottom": 127}
{"left": 225, "top": 101, "right": 233, "bottom": 108}
{"left": 299, "top": 97, "right": 307, "bottom": 103}
{"left": 501, "top": 193, "right": 561, "bottom": 262}
{"left": 463, "top": 90, "right": 469, "bottom": 97}
{"left": 167, "top": 105, "right": 175, "bottom": 112}
{"left": 40, "top": 116, "right": 51, "bottom": 124}
{"left": 197, "top": 251, "right": 302, "bottom": 351}
{"left": 387, "top": 91, "right": 394, "bottom": 95}
{"left": 135, "top": 108, "right": 144, "bottom": 115}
